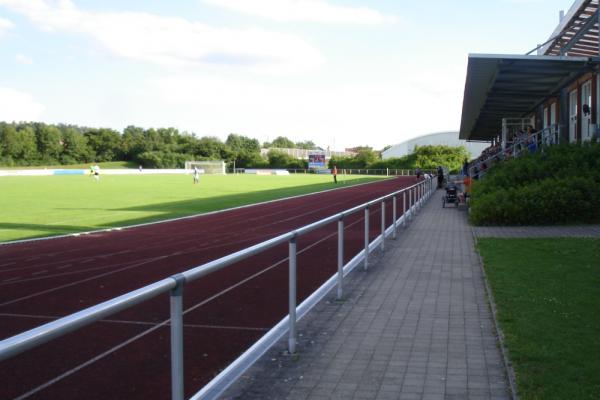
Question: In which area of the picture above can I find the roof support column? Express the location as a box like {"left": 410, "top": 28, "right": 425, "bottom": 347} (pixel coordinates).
{"left": 559, "top": 87, "right": 570, "bottom": 143}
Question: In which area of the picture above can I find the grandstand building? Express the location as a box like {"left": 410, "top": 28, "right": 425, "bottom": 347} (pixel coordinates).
{"left": 460, "top": 0, "right": 600, "bottom": 147}
{"left": 381, "top": 131, "right": 487, "bottom": 160}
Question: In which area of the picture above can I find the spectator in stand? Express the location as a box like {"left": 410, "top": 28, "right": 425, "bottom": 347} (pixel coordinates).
{"left": 527, "top": 137, "right": 537, "bottom": 154}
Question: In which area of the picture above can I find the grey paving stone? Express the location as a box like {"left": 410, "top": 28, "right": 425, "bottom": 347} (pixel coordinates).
{"left": 220, "top": 190, "right": 512, "bottom": 400}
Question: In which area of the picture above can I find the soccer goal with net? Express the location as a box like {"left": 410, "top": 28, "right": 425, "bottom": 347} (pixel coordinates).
{"left": 184, "top": 160, "right": 226, "bottom": 175}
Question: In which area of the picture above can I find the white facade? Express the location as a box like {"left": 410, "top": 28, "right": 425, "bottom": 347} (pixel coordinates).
{"left": 381, "top": 131, "right": 488, "bottom": 160}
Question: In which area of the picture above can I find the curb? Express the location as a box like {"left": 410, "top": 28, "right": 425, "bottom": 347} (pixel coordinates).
{"left": 471, "top": 229, "right": 520, "bottom": 400}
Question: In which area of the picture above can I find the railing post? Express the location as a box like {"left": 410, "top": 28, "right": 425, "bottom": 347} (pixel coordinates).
{"left": 415, "top": 185, "right": 419, "bottom": 212}
{"left": 170, "top": 274, "right": 186, "bottom": 400}
{"left": 337, "top": 217, "right": 344, "bottom": 300}
{"left": 364, "top": 206, "right": 369, "bottom": 270}
{"left": 416, "top": 185, "right": 420, "bottom": 211}
{"left": 380, "top": 200, "right": 385, "bottom": 251}
{"left": 403, "top": 191, "right": 407, "bottom": 228}
{"left": 392, "top": 196, "right": 397, "bottom": 239}
{"left": 288, "top": 236, "right": 297, "bottom": 354}
{"left": 409, "top": 188, "right": 413, "bottom": 221}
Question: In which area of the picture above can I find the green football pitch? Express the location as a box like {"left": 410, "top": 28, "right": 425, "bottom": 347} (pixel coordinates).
{"left": 0, "top": 173, "right": 385, "bottom": 243}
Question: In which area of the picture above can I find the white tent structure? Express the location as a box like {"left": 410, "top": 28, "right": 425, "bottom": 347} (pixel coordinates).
{"left": 381, "top": 131, "right": 487, "bottom": 160}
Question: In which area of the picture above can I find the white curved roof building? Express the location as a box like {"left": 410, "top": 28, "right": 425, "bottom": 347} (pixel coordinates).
{"left": 381, "top": 131, "right": 487, "bottom": 160}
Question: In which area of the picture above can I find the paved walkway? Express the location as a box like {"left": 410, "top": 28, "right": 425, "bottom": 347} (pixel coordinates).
{"left": 223, "top": 190, "right": 511, "bottom": 400}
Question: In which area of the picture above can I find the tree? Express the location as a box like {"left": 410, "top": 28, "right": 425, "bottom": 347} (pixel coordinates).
{"left": 368, "top": 145, "right": 469, "bottom": 173}
{"left": 121, "top": 125, "right": 147, "bottom": 160}
{"left": 267, "top": 149, "right": 305, "bottom": 169}
{"left": 61, "top": 127, "right": 93, "bottom": 164}
{"left": 226, "top": 133, "right": 260, "bottom": 153}
{"left": 194, "top": 136, "right": 228, "bottom": 159}
{"left": 295, "top": 140, "right": 318, "bottom": 150}
{"left": 236, "top": 150, "right": 267, "bottom": 168}
{"left": 84, "top": 128, "right": 122, "bottom": 162}
{"left": 16, "top": 125, "right": 39, "bottom": 163}
{"left": 270, "top": 136, "right": 295, "bottom": 149}
{"left": 157, "top": 127, "right": 179, "bottom": 145}
{"left": 0, "top": 124, "right": 21, "bottom": 161}
{"left": 355, "top": 148, "right": 378, "bottom": 166}
{"left": 35, "top": 123, "right": 63, "bottom": 163}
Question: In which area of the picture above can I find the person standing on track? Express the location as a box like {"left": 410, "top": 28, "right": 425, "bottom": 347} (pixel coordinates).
{"left": 415, "top": 167, "right": 422, "bottom": 182}
{"left": 332, "top": 164, "right": 338, "bottom": 183}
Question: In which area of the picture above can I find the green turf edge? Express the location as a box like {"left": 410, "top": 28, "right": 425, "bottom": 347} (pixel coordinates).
{"left": 476, "top": 238, "right": 600, "bottom": 400}
{"left": 0, "top": 175, "right": 387, "bottom": 243}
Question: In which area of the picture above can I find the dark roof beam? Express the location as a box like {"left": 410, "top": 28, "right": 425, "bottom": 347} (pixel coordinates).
{"left": 487, "top": 91, "right": 551, "bottom": 97}
{"left": 560, "top": 8, "right": 599, "bottom": 55}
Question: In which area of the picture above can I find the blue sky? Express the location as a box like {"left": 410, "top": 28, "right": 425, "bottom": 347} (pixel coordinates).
{"left": 0, "top": 0, "right": 574, "bottom": 150}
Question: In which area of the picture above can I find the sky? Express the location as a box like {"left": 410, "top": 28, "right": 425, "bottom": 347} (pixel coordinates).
{"left": 0, "top": 0, "right": 576, "bottom": 151}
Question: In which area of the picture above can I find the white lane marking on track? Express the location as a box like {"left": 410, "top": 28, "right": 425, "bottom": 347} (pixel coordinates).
{"left": 0, "top": 245, "right": 197, "bottom": 286}
{"left": 2, "top": 276, "right": 21, "bottom": 283}
{"left": 0, "top": 255, "right": 170, "bottom": 307}
{"left": 0, "top": 263, "right": 134, "bottom": 286}
{"left": 31, "top": 270, "right": 47, "bottom": 276}
{"left": 0, "top": 261, "right": 16, "bottom": 267}
{"left": 0, "top": 313, "right": 268, "bottom": 332}
{"left": 0, "top": 249, "right": 133, "bottom": 274}
{"left": 11, "top": 220, "right": 363, "bottom": 399}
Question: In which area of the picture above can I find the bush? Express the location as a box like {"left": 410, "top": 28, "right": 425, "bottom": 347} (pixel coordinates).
{"left": 267, "top": 150, "right": 307, "bottom": 169}
{"left": 469, "top": 143, "right": 600, "bottom": 225}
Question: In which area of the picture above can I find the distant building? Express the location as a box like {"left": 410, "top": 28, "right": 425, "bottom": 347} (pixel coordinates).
{"left": 381, "top": 131, "right": 487, "bottom": 160}
{"left": 260, "top": 147, "right": 355, "bottom": 159}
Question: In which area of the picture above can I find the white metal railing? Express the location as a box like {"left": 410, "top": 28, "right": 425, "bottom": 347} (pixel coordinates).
{"left": 469, "top": 126, "right": 557, "bottom": 179}
{"left": 285, "top": 168, "right": 435, "bottom": 176}
{"left": 0, "top": 177, "right": 435, "bottom": 400}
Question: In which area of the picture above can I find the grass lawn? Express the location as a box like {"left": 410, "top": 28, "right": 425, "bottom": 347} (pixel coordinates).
{"left": 477, "top": 238, "right": 600, "bottom": 400}
{"left": 0, "top": 173, "right": 384, "bottom": 242}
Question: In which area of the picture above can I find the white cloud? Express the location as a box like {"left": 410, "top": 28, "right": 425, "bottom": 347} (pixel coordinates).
{"left": 0, "top": 87, "right": 45, "bottom": 121}
{"left": 15, "top": 53, "right": 33, "bottom": 64}
{"left": 203, "top": 0, "right": 395, "bottom": 24}
{"left": 0, "top": 16, "right": 13, "bottom": 36}
{"left": 147, "top": 74, "right": 461, "bottom": 150}
{"left": 0, "top": 0, "right": 323, "bottom": 72}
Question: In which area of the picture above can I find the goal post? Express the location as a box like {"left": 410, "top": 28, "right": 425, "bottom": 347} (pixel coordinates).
{"left": 184, "top": 160, "right": 226, "bottom": 175}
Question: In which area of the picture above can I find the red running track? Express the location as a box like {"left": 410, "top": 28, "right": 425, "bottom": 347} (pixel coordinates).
{"left": 0, "top": 177, "right": 421, "bottom": 399}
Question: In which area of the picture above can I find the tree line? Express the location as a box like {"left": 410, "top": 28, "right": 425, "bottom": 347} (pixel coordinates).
{"left": 0, "top": 121, "right": 468, "bottom": 171}
{"left": 0, "top": 122, "right": 311, "bottom": 169}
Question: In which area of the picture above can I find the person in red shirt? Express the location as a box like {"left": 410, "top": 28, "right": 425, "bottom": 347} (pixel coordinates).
{"left": 461, "top": 174, "right": 472, "bottom": 204}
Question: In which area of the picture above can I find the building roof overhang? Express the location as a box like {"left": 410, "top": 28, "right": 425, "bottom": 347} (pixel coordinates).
{"left": 459, "top": 53, "right": 596, "bottom": 141}
{"left": 540, "top": 0, "right": 599, "bottom": 57}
